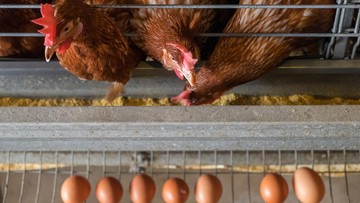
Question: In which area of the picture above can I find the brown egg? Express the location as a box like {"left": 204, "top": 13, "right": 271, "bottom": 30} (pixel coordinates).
{"left": 293, "top": 167, "right": 325, "bottom": 203}
{"left": 96, "top": 176, "right": 123, "bottom": 203}
{"left": 130, "top": 174, "right": 156, "bottom": 203}
{"left": 260, "top": 173, "right": 289, "bottom": 203}
{"left": 162, "top": 178, "right": 190, "bottom": 203}
{"left": 195, "top": 174, "right": 222, "bottom": 203}
{"left": 61, "top": 175, "right": 91, "bottom": 203}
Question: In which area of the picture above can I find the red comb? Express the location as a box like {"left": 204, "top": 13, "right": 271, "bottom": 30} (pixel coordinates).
{"left": 32, "top": 4, "right": 56, "bottom": 47}
{"left": 166, "top": 43, "right": 198, "bottom": 71}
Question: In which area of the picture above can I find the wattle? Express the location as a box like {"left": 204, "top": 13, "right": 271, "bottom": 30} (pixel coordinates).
{"left": 57, "top": 39, "right": 73, "bottom": 54}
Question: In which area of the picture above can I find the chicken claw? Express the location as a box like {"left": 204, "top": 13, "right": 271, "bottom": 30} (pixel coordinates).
{"left": 171, "top": 90, "right": 192, "bottom": 106}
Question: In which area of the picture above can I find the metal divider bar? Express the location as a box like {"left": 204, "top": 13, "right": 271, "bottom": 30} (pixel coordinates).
{"left": 1, "top": 4, "right": 360, "bottom": 9}
{"left": 34, "top": 151, "right": 42, "bottom": 203}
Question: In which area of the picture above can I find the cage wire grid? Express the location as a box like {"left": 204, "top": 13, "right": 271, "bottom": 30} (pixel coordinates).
{"left": 1, "top": 150, "right": 360, "bottom": 202}
{"left": 1, "top": 2, "right": 360, "bottom": 59}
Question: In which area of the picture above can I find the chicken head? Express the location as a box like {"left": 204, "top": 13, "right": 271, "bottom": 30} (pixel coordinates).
{"left": 32, "top": 3, "right": 84, "bottom": 62}
{"left": 162, "top": 43, "right": 198, "bottom": 87}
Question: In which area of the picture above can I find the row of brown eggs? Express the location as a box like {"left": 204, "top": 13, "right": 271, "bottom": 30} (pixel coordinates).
{"left": 60, "top": 167, "right": 323, "bottom": 203}
{"left": 60, "top": 173, "right": 222, "bottom": 203}
{"left": 260, "top": 167, "right": 325, "bottom": 203}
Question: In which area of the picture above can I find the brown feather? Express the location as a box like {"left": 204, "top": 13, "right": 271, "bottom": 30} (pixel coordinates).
{"left": 128, "top": 0, "right": 218, "bottom": 64}
{"left": 184, "top": 0, "right": 336, "bottom": 105}
{"left": 53, "top": 0, "right": 141, "bottom": 86}
{"left": 83, "top": 0, "right": 132, "bottom": 32}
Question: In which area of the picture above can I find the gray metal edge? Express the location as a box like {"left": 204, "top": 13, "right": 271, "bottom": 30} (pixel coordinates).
{"left": 1, "top": 59, "right": 360, "bottom": 98}
{"left": 0, "top": 106, "right": 359, "bottom": 151}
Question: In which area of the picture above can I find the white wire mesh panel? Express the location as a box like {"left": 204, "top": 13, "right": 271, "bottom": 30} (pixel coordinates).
{"left": 0, "top": 150, "right": 360, "bottom": 203}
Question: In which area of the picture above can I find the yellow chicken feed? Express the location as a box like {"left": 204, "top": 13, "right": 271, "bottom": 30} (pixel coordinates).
{"left": 0, "top": 94, "right": 360, "bottom": 106}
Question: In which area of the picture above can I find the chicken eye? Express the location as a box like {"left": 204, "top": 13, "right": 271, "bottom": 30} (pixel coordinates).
{"left": 63, "top": 27, "right": 69, "bottom": 32}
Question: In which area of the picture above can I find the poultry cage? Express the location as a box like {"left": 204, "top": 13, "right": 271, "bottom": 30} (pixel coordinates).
{"left": 1, "top": 1, "right": 360, "bottom": 203}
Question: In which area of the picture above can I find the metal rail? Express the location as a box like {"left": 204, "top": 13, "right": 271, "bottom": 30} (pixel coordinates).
{"left": 1, "top": 32, "right": 360, "bottom": 38}
{"left": 2, "top": 4, "right": 360, "bottom": 9}
{"left": 0, "top": 106, "right": 360, "bottom": 151}
{"left": 0, "top": 60, "right": 359, "bottom": 98}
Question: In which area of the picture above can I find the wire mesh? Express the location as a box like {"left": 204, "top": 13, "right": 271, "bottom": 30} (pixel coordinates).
{"left": 0, "top": 150, "right": 359, "bottom": 202}
{"left": 1, "top": 2, "right": 360, "bottom": 59}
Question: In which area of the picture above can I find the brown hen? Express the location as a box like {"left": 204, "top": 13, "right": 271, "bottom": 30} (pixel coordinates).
{"left": 128, "top": 0, "right": 219, "bottom": 86}
{"left": 174, "top": 0, "right": 335, "bottom": 105}
{"left": 0, "top": 0, "right": 51, "bottom": 57}
{"left": 33, "top": 0, "right": 142, "bottom": 100}
{"left": 84, "top": 0, "right": 133, "bottom": 32}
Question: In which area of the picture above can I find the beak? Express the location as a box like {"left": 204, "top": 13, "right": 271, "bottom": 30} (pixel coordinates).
{"left": 45, "top": 45, "right": 57, "bottom": 62}
{"left": 162, "top": 49, "right": 196, "bottom": 86}
{"left": 176, "top": 67, "right": 196, "bottom": 87}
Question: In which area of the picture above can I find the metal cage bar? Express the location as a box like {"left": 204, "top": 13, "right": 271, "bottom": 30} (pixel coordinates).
{"left": 2, "top": 4, "right": 360, "bottom": 9}
{"left": 2, "top": 150, "right": 359, "bottom": 202}
{"left": 1, "top": 2, "right": 360, "bottom": 59}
